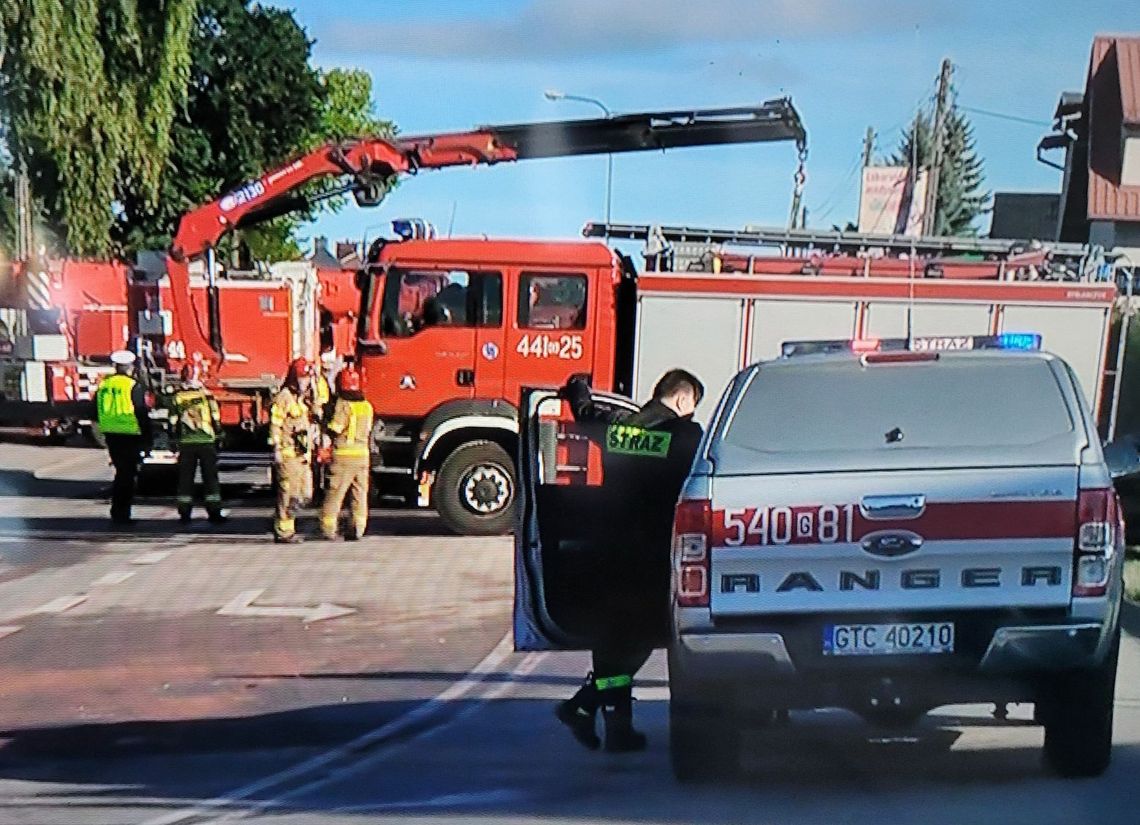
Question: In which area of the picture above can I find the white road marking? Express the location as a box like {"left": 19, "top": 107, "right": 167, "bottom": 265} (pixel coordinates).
{"left": 216, "top": 588, "right": 356, "bottom": 623}
{"left": 32, "top": 453, "right": 100, "bottom": 480}
{"left": 0, "top": 626, "right": 22, "bottom": 640}
{"left": 330, "top": 788, "right": 528, "bottom": 813}
{"left": 199, "top": 649, "right": 548, "bottom": 824}
{"left": 32, "top": 594, "right": 87, "bottom": 614}
{"left": 92, "top": 570, "right": 138, "bottom": 586}
{"left": 138, "top": 631, "right": 519, "bottom": 825}
{"left": 131, "top": 551, "right": 171, "bottom": 565}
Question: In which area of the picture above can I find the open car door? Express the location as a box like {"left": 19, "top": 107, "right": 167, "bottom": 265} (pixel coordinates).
{"left": 514, "top": 385, "right": 640, "bottom": 651}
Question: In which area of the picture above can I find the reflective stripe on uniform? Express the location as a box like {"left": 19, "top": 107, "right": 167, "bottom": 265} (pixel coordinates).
{"left": 96, "top": 374, "right": 141, "bottom": 434}
{"left": 594, "top": 674, "right": 632, "bottom": 691}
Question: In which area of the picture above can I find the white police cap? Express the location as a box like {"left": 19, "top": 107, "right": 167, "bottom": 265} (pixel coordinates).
{"left": 110, "top": 350, "right": 136, "bottom": 366}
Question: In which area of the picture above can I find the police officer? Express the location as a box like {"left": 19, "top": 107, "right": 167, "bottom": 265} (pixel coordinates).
{"left": 171, "top": 364, "right": 226, "bottom": 524}
{"left": 96, "top": 350, "right": 153, "bottom": 525}
{"left": 555, "top": 369, "right": 705, "bottom": 752}
{"left": 319, "top": 366, "right": 373, "bottom": 541}
{"left": 270, "top": 358, "right": 317, "bottom": 543}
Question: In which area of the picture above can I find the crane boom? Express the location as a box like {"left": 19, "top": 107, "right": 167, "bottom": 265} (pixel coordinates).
{"left": 166, "top": 98, "right": 806, "bottom": 362}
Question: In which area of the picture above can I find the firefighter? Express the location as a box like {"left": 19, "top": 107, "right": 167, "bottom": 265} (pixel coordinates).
{"left": 270, "top": 357, "right": 317, "bottom": 543}
{"left": 96, "top": 350, "right": 153, "bottom": 525}
{"left": 319, "top": 365, "right": 373, "bottom": 540}
{"left": 171, "top": 364, "right": 226, "bottom": 524}
{"left": 555, "top": 369, "right": 705, "bottom": 752}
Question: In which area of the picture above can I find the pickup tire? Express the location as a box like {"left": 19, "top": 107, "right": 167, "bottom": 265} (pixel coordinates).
{"left": 1041, "top": 626, "right": 1119, "bottom": 778}
{"left": 668, "top": 647, "right": 740, "bottom": 782}
{"left": 434, "top": 441, "right": 516, "bottom": 536}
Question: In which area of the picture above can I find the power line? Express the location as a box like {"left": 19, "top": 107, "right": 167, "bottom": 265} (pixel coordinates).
{"left": 957, "top": 104, "right": 1052, "bottom": 128}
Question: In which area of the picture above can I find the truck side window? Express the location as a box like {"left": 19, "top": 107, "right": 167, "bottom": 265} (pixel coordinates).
{"left": 381, "top": 269, "right": 502, "bottom": 337}
{"left": 517, "top": 273, "right": 587, "bottom": 330}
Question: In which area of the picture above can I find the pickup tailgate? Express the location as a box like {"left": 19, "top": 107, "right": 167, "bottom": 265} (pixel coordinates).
{"left": 709, "top": 466, "right": 1078, "bottom": 616}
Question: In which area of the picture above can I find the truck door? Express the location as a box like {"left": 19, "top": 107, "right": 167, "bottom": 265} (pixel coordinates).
{"left": 504, "top": 271, "right": 593, "bottom": 407}
{"left": 514, "top": 385, "right": 640, "bottom": 651}
{"left": 366, "top": 268, "right": 501, "bottom": 418}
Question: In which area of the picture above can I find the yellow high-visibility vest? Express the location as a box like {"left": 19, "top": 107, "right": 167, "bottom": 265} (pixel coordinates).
{"left": 330, "top": 399, "right": 373, "bottom": 458}
{"left": 96, "top": 373, "right": 141, "bottom": 435}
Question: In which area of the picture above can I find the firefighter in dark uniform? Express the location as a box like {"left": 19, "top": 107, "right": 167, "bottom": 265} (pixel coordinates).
{"left": 171, "top": 364, "right": 226, "bottom": 524}
{"left": 96, "top": 350, "right": 153, "bottom": 525}
{"left": 555, "top": 368, "right": 705, "bottom": 752}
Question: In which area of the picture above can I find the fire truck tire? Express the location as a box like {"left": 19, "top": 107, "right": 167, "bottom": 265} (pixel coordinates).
{"left": 434, "top": 441, "right": 516, "bottom": 536}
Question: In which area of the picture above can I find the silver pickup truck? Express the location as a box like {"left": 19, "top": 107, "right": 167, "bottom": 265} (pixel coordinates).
{"left": 668, "top": 337, "right": 1123, "bottom": 780}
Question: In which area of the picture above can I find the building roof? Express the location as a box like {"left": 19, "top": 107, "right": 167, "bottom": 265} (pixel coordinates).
{"left": 1087, "top": 35, "right": 1140, "bottom": 221}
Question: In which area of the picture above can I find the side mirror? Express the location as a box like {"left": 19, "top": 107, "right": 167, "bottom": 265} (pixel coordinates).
{"left": 357, "top": 339, "right": 388, "bottom": 356}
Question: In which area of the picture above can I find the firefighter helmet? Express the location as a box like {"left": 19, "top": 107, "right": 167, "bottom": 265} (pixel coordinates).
{"left": 286, "top": 357, "right": 312, "bottom": 385}
{"left": 336, "top": 366, "right": 362, "bottom": 393}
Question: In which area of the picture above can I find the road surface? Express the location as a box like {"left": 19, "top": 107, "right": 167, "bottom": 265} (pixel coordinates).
{"left": 0, "top": 441, "right": 1137, "bottom": 825}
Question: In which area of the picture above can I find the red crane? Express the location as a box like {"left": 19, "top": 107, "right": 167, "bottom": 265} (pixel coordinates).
{"left": 165, "top": 98, "right": 807, "bottom": 365}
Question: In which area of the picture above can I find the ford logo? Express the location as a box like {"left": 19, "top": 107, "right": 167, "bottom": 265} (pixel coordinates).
{"left": 861, "top": 530, "right": 924, "bottom": 558}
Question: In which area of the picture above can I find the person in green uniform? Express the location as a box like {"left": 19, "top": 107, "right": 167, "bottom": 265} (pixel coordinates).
{"left": 171, "top": 364, "right": 226, "bottom": 524}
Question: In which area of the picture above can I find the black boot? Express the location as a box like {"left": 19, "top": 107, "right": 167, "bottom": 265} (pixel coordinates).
{"left": 555, "top": 672, "right": 600, "bottom": 750}
{"left": 601, "top": 686, "right": 647, "bottom": 753}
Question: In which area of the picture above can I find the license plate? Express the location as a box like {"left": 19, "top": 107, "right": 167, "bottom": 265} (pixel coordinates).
{"left": 823, "top": 622, "right": 955, "bottom": 656}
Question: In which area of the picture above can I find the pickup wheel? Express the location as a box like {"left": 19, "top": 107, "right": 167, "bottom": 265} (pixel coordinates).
{"left": 434, "top": 441, "right": 516, "bottom": 536}
{"left": 1041, "top": 626, "right": 1119, "bottom": 778}
{"left": 668, "top": 647, "right": 740, "bottom": 782}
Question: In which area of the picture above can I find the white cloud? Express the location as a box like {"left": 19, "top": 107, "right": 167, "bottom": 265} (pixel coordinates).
{"left": 318, "top": 0, "right": 953, "bottom": 61}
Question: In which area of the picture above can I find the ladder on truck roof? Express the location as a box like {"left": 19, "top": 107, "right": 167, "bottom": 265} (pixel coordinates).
{"left": 583, "top": 221, "right": 1108, "bottom": 282}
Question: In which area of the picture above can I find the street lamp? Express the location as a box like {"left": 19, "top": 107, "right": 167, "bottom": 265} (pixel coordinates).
{"left": 544, "top": 89, "right": 613, "bottom": 232}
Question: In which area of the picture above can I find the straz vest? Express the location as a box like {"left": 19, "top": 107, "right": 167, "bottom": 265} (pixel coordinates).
{"left": 172, "top": 388, "right": 219, "bottom": 445}
{"left": 97, "top": 373, "right": 141, "bottom": 435}
{"left": 329, "top": 399, "right": 374, "bottom": 459}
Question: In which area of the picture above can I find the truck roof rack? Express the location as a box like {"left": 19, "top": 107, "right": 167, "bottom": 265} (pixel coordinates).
{"left": 582, "top": 222, "right": 1109, "bottom": 282}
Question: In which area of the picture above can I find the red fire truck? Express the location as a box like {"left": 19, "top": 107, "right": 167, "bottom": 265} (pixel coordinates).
{"left": 139, "top": 99, "right": 1121, "bottom": 536}
{"left": 351, "top": 224, "right": 1119, "bottom": 535}
{"left": 142, "top": 100, "right": 807, "bottom": 528}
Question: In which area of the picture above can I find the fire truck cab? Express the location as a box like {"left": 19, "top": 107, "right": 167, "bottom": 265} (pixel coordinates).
{"left": 358, "top": 236, "right": 630, "bottom": 535}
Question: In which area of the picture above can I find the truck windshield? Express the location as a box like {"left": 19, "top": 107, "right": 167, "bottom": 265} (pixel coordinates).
{"left": 723, "top": 356, "right": 1077, "bottom": 455}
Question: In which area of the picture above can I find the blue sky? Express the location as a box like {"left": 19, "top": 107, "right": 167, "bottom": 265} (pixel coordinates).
{"left": 271, "top": 0, "right": 1139, "bottom": 252}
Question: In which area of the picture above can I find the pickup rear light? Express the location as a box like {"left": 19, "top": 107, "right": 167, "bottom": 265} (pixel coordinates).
{"left": 674, "top": 498, "right": 712, "bottom": 608}
{"left": 1073, "top": 488, "right": 1121, "bottom": 598}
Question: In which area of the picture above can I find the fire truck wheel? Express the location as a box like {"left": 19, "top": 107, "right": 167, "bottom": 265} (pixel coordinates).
{"left": 435, "top": 441, "right": 516, "bottom": 536}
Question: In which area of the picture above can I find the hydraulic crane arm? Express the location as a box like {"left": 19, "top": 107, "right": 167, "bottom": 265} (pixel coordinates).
{"left": 166, "top": 97, "right": 806, "bottom": 363}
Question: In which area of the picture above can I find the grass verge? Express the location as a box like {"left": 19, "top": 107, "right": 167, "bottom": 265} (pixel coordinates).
{"left": 1126, "top": 548, "right": 1140, "bottom": 602}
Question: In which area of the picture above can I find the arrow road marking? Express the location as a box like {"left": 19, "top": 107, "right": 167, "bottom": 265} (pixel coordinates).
{"left": 0, "top": 626, "right": 22, "bottom": 640}
{"left": 216, "top": 589, "right": 356, "bottom": 623}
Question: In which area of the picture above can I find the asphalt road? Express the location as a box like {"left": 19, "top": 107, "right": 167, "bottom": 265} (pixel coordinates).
{"left": 1, "top": 440, "right": 1139, "bottom": 824}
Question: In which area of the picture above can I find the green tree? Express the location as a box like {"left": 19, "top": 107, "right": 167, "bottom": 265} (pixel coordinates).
{"left": 892, "top": 104, "right": 988, "bottom": 236}
{"left": 1, "top": 0, "right": 197, "bottom": 257}
{"left": 114, "top": 0, "right": 324, "bottom": 259}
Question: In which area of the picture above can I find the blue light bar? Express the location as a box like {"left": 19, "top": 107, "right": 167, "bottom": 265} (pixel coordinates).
{"left": 993, "top": 332, "right": 1041, "bottom": 351}
{"left": 783, "top": 333, "right": 1042, "bottom": 358}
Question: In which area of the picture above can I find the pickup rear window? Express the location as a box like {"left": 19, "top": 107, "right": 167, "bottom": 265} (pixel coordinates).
{"left": 723, "top": 357, "right": 1076, "bottom": 455}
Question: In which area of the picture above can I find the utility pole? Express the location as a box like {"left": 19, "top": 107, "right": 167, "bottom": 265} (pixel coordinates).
{"left": 861, "top": 126, "right": 875, "bottom": 168}
{"left": 922, "top": 58, "right": 953, "bottom": 236}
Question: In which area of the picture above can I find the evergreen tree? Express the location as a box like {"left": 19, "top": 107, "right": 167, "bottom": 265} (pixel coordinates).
{"left": 892, "top": 102, "right": 988, "bottom": 236}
